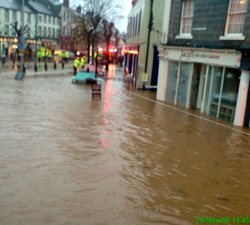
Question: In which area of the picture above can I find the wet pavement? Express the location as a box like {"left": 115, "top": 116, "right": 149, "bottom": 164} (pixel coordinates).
{"left": 0, "top": 65, "right": 250, "bottom": 225}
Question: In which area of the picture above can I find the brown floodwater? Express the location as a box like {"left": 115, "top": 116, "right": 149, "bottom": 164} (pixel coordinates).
{"left": 0, "top": 72, "right": 250, "bottom": 225}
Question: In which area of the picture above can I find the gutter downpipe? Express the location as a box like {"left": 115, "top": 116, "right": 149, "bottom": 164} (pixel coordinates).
{"left": 144, "top": 0, "right": 154, "bottom": 90}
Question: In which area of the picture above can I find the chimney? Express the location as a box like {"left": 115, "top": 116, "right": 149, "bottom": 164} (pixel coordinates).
{"left": 77, "top": 5, "right": 81, "bottom": 14}
{"left": 63, "top": 0, "right": 69, "bottom": 7}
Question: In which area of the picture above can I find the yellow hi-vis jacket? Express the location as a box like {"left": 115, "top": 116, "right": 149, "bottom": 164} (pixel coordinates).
{"left": 81, "top": 58, "right": 85, "bottom": 67}
{"left": 74, "top": 59, "right": 80, "bottom": 68}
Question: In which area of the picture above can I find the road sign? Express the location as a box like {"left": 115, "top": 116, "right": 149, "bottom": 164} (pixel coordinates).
{"left": 19, "top": 43, "right": 25, "bottom": 50}
{"left": 19, "top": 50, "right": 24, "bottom": 56}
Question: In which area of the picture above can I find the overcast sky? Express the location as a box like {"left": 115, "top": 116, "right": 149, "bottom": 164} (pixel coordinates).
{"left": 58, "top": 0, "right": 131, "bottom": 33}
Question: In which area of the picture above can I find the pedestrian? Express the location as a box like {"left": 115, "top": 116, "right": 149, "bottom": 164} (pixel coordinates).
{"left": 5, "top": 48, "right": 8, "bottom": 61}
{"left": 81, "top": 56, "right": 85, "bottom": 70}
{"left": 73, "top": 57, "right": 80, "bottom": 76}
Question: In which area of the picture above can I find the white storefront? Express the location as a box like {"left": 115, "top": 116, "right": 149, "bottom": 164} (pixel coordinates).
{"left": 157, "top": 46, "right": 250, "bottom": 127}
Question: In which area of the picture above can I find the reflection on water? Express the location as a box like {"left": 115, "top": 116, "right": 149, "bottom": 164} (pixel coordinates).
{"left": 0, "top": 75, "right": 250, "bottom": 225}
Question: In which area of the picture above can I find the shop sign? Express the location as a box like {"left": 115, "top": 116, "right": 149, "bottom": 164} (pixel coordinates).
{"left": 192, "top": 27, "right": 207, "bottom": 31}
{"left": 181, "top": 51, "right": 220, "bottom": 60}
{"left": 164, "top": 49, "right": 241, "bottom": 68}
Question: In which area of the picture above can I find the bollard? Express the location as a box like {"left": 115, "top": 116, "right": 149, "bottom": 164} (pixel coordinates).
{"left": 62, "top": 60, "right": 64, "bottom": 69}
{"left": 54, "top": 61, "right": 56, "bottom": 70}
{"left": 22, "top": 63, "right": 26, "bottom": 73}
{"left": 34, "top": 62, "right": 37, "bottom": 72}
{"left": 2, "top": 57, "right": 5, "bottom": 65}
{"left": 45, "top": 61, "right": 47, "bottom": 71}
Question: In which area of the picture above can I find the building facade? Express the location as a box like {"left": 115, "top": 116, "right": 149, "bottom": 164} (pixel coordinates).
{"left": 125, "top": 0, "right": 166, "bottom": 89}
{"left": 0, "top": 1, "right": 35, "bottom": 58}
{"left": 0, "top": 0, "right": 61, "bottom": 59}
{"left": 60, "top": 0, "right": 77, "bottom": 53}
{"left": 28, "top": 0, "right": 61, "bottom": 53}
{"left": 157, "top": 0, "right": 250, "bottom": 128}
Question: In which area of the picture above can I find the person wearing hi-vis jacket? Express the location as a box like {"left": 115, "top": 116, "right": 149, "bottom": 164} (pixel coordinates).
{"left": 73, "top": 57, "right": 80, "bottom": 76}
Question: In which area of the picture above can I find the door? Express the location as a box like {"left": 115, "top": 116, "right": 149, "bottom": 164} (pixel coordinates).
{"left": 196, "top": 64, "right": 207, "bottom": 109}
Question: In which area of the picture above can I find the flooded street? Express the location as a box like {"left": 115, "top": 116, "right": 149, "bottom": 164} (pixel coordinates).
{"left": 0, "top": 73, "right": 250, "bottom": 225}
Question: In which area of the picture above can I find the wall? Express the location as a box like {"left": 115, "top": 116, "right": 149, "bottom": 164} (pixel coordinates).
{"left": 168, "top": 0, "right": 250, "bottom": 49}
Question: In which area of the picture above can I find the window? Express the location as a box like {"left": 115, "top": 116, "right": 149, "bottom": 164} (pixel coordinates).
{"left": 57, "top": 29, "right": 60, "bottom": 37}
{"left": 225, "top": 0, "right": 249, "bottom": 35}
{"left": 5, "top": 25, "right": 9, "bottom": 36}
{"left": 67, "top": 13, "right": 69, "bottom": 22}
{"left": 44, "top": 15, "right": 46, "bottom": 23}
{"left": 48, "top": 28, "right": 51, "bottom": 36}
{"left": 138, "top": 10, "right": 141, "bottom": 34}
{"left": 43, "top": 27, "right": 46, "bottom": 36}
{"left": 135, "top": 14, "right": 138, "bottom": 36}
{"left": 48, "top": 16, "right": 51, "bottom": 24}
{"left": 67, "top": 27, "right": 69, "bottom": 36}
{"left": 38, "top": 26, "right": 41, "bottom": 36}
{"left": 5, "top": 9, "right": 9, "bottom": 22}
{"left": 64, "top": 12, "right": 66, "bottom": 22}
{"left": 13, "top": 10, "right": 17, "bottom": 22}
{"left": 27, "top": 13, "right": 31, "bottom": 24}
{"left": 180, "top": 0, "right": 195, "bottom": 35}
{"left": 53, "top": 16, "right": 55, "bottom": 25}
{"left": 57, "top": 17, "right": 60, "bottom": 25}
{"left": 27, "top": 27, "right": 30, "bottom": 36}
{"left": 63, "top": 27, "right": 66, "bottom": 35}
{"left": 38, "top": 14, "right": 42, "bottom": 23}
{"left": 133, "top": 17, "right": 135, "bottom": 36}
{"left": 71, "top": 14, "right": 74, "bottom": 23}
{"left": 52, "top": 28, "right": 55, "bottom": 37}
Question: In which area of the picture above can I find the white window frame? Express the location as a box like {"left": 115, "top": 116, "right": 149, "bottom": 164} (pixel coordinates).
{"left": 178, "top": 0, "right": 195, "bottom": 39}
{"left": 5, "top": 9, "right": 9, "bottom": 22}
{"left": 224, "top": 0, "right": 249, "bottom": 36}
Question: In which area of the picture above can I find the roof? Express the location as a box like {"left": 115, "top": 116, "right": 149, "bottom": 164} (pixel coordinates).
{"left": 0, "top": 0, "right": 34, "bottom": 13}
{"left": 28, "top": 1, "right": 58, "bottom": 16}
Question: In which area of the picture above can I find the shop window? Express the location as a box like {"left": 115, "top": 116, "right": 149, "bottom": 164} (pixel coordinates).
{"left": 5, "top": 9, "right": 9, "bottom": 22}
{"left": 177, "top": 62, "right": 192, "bottom": 107}
{"left": 166, "top": 61, "right": 178, "bottom": 104}
{"left": 202, "top": 66, "right": 240, "bottom": 122}
{"left": 225, "top": 0, "right": 249, "bottom": 35}
{"left": 180, "top": 0, "right": 195, "bottom": 35}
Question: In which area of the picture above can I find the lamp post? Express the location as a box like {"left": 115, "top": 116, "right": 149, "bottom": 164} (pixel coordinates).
{"left": 21, "top": 0, "right": 24, "bottom": 72}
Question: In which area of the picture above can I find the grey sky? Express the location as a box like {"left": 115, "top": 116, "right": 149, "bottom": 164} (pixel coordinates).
{"left": 58, "top": 0, "right": 131, "bottom": 33}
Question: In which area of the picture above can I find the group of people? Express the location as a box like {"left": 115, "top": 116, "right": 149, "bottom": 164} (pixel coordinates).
{"left": 73, "top": 56, "right": 86, "bottom": 75}
{"left": 37, "top": 47, "right": 52, "bottom": 62}
{"left": 59, "top": 50, "right": 70, "bottom": 63}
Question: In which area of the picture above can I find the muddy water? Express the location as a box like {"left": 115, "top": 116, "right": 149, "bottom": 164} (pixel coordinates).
{"left": 0, "top": 75, "right": 250, "bottom": 225}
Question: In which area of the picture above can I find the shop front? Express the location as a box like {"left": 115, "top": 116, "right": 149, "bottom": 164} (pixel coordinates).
{"left": 124, "top": 46, "right": 139, "bottom": 80}
{"left": 157, "top": 47, "right": 250, "bottom": 127}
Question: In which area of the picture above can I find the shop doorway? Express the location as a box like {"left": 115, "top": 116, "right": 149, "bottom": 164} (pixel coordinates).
{"left": 195, "top": 64, "right": 207, "bottom": 109}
